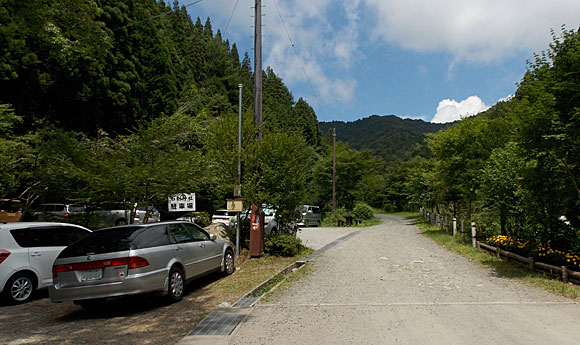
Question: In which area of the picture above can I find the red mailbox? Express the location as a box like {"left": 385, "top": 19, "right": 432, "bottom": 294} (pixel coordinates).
{"left": 249, "top": 202, "right": 264, "bottom": 257}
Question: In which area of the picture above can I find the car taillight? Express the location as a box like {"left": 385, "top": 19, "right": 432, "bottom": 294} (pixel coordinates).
{"left": 128, "top": 256, "right": 149, "bottom": 269}
{"left": 52, "top": 256, "right": 150, "bottom": 277}
{"left": 0, "top": 250, "right": 11, "bottom": 264}
{"left": 64, "top": 212, "right": 70, "bottom": 217}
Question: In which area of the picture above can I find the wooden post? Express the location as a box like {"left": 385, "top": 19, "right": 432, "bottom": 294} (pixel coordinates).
{"left": 528, "top": 257, "right": 534, "bottom": 270}
{"left": 440, "top": 215, "right": 444, "bottom": 232}
{"left": 445, "top": 216, "right": 449, "bottom": 234}
{"left": 452, "top": 217, "right": 457, "bottom": 237}
{"left": 461, "top": 220, "right": 465, "bottom": 243}
{"left": 496, "top": 246, "right": 501, "bottom": 259}
{"left": 562, "top": 266, "right": 568, "bottom": 283}
{"left": 471, "top": 222, "right": 477, "bottom": 248}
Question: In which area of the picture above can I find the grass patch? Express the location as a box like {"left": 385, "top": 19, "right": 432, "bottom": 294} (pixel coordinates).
{"left": 403, "top": 212, "right": 580, "bottom": 300}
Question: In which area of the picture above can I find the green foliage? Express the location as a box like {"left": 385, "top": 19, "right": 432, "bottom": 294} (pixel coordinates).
{"left": 353, "top": 202, "right": 374, "bottom": 220}
{"left": 322, "top": 207, "right": 348, "bottom": 226}
{"left": 310, "top": 142, "right": 386, "bottom": 211}
{"left": 406, "top": 27, "right": 580, "bottom": 255}
{"left": 244, "top": 130, "right": 314, "bottom": 228}
{"left": 264, "top": 234, "right": 305, "bottom": 257}
{"left": 319, "top": 115, "right": 448, "bottom": 163}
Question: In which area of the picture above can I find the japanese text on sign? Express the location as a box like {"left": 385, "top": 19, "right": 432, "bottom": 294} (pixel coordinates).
{"left": 168, "top": 193, "right": 196, "bottom": 212}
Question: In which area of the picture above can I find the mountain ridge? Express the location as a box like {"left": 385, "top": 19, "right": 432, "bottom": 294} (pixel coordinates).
{"left": 319, "top": 115, "right": 450, "bottom": 163}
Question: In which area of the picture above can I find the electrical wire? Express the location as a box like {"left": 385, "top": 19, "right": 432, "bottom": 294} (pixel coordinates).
{"left": 270, "top": 0, "right": 329, "bottom": 123}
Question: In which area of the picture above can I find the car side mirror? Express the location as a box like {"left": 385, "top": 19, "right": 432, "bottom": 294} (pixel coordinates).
{"left": 209, "top": 233, "right": 217, "bottom": 241}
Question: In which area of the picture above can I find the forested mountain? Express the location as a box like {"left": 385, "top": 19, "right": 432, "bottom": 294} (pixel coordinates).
{"left": 0, "top": 0, "right": 320, "bottom": 141}
{"left": 320, "top": 115, "right": 449, "bottom": 163}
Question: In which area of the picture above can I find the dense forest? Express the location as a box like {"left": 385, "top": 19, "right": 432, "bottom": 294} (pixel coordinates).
{"left": 320, "top": 115, "right": 449, "bottom": 163}
{"left": 0, "top": 0, "right": 386, "bottom": 231}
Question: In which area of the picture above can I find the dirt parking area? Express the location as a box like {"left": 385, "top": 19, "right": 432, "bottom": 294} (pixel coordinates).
{"left": 0, "top": 273, "right": 226, "bottom": 345}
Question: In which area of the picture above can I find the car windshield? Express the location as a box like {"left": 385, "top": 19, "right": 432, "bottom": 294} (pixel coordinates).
{"left": 58, "top": 226, "right": 143, "bottom": 257}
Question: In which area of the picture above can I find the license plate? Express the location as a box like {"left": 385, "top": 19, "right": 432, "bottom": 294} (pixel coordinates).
{"left": 78, "top": 269, "right": 102, "bottom": 281}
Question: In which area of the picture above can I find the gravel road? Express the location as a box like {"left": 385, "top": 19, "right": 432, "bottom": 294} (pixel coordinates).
{"left": 228, "top": 214, "right": 580, "bottom": 345}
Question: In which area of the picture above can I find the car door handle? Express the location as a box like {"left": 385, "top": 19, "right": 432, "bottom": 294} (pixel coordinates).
{"left": 199, "top": 244, "right": 205, "bottom": 248}
{"left": 30, "top": 252, "right": 41, "bottom": 257}
{"left": 176, "top": 246, "right": 183, "bottom": 251}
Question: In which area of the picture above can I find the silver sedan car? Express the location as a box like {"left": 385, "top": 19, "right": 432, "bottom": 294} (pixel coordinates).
{"left": 49, "top": 221, "right": 235, "bottom": 307}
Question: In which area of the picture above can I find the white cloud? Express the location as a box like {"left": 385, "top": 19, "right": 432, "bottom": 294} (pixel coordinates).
{"left": 195, "top": 0, "right": 361, "bottom": 105}
{"left": 362, "top": 0, "right": 580, "bottom": 63}
{"left": 431, "top": 96, "right": 489, "bottom": 123}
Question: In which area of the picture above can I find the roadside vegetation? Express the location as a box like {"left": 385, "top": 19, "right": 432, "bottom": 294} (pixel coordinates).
{"left": 1, "top": 1, "right": 388, "bottom": 245}
{"left": 381, "top": 28, "right": 580, "bottom": 265}
{"left": 398, "top": 212, "right": 580, "bottom": 300}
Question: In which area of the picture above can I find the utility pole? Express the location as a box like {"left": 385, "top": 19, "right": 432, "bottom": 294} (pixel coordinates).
{"left": 254, "top": 0, "right": 262, "bottom": 142}
{"left": 236, "top": 83, "right": 243, "bottom": 259}
{"left": 332, "top": 128, "right": 336, "bottom": 212}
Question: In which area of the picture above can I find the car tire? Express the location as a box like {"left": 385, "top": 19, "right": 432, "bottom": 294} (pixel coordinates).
{"left": 115, "top": 218, "right": 127, "bottom": 226}
{"left": 166, "top": 267, "right": 185, "bottom": 303}
{"left": 317, "top": 221, "right": 321, "bottom": 227}
{"left": 2, "top": 272, "right": 36, "bottom": 304}
{"left": 304, "top": 220, "right": 309, "bottom": 227}
{"left": 223, "top": 250, "right": 235, "bottom": 276}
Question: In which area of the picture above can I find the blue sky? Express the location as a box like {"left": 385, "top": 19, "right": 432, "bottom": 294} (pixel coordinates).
{"left": 184, "top": 0, "right": 580, "bottom": 123}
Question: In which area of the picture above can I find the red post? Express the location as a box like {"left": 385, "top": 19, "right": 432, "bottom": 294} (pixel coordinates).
{"left": 249, "top": 203, "right": 264, "bottom": 257}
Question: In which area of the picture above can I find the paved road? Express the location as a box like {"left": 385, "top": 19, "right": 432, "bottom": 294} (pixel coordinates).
{"left": 227, "top": 215, "right": 580, "bottom": 345}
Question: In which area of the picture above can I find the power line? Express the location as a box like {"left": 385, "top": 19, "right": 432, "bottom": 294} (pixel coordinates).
{"left": 270, "top": 0, "right": 329, "bottom": 123}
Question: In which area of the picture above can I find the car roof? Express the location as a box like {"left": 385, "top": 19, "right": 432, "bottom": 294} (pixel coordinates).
{"left": 0, "top": 222, "right": 91, "bottom": 230}
{"left": 99, "top": 220, "right": 195, "bottom": 230}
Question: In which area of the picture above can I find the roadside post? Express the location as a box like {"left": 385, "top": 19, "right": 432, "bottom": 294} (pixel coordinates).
{"left": 249, "top": 202, "right": 264, "bottom": 257}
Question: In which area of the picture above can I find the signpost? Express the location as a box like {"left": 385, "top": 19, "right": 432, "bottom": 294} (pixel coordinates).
{"left": 168, "top": 193, "right": 196, "bottom": 212}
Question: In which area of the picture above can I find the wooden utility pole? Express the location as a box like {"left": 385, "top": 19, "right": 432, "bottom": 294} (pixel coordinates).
{"left": 254, "top": 0, "right": 262, "bottom": 142}
{"left": 332, "top": 128, "right": 336, "bottom": 212}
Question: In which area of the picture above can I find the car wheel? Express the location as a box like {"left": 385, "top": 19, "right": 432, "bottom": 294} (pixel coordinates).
{"left": 304, "top": 220, "right": 309, "bottom": 227}
{"left": 115, "top": 218, "right": 127, "bottom": 226}
{"left": 3, "top": 272, "right": 35, "bottom": 304}
{"left": 223, "top": 250, "right": 235, "bottom": 276}
{"left": 166, "top": 267, "right": 185, "bottom": 303}
{"left": 317, "top": 220, "right": 321, "bottom": 227}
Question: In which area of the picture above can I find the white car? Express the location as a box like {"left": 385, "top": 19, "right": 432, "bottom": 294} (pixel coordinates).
{"left": 211, "top": 210, "right": 238, "bottom": 227}
{"left": 0, "top": 222, "right": 91, "bottom": 304}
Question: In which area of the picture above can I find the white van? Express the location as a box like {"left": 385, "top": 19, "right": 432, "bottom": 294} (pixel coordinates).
{"left": 298, "top": 205, "right": 321, "bottom": 227}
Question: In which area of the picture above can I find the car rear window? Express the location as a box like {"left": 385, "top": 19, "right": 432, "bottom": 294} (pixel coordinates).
{"left": 59, "top": 227, "right": 142, "bottom": 257}
{"left": 9, "top": 226, "right": 90, "bottom": 247}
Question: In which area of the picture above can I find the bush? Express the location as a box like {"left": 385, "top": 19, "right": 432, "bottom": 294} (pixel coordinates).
{"left": 264, "top": 234, "right": 304, "bottom": 257}
{"left": 353, "top": 202, "right": 374, "bottom": 220}
{"left": 323, "top": 207, "right": 348, "bottom": 226}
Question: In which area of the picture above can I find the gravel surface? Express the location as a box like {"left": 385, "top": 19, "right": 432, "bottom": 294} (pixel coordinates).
{"left": 229, "top": 215, "right": 580, "bottom": 345}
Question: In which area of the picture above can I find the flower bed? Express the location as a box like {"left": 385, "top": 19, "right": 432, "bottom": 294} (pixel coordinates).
{"left": 487, "top": 235, "right": 580, "bottom": 271}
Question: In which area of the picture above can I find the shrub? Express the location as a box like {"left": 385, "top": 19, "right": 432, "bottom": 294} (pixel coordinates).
{"left": 353, "top": 202, "right": 374, "bottom": 220}
{"left": 264, "top": 234, "right": 304, "bottom": 257}
{"left": 323, "top": 207, "right": 348, "bottom": 226}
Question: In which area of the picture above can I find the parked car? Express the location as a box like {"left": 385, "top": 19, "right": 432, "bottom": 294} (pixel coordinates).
{"left": 297, "top": 205, "right": 322, "bottom": 227}
{"left": 234, "top": 204, "right": 297, "bottom": 235}
{"left": 211, "top": 210, "right": 238, "bottom": 227}
{"left": 0, "top": 222, "right": 92, "bottom": 304}
{"left": 49, "top": 221, "right": 235, "bottom": 307}
{"left": 31, "top": 203, "right": 84, "bottom": 221}
{"left": 0, "top": 199, "right": 23, "bottom": 223}
{"left": 91, "top": 205, "right": 160, "bottom": 227}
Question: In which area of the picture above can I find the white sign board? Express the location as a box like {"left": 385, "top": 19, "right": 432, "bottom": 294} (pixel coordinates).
{"left": 168, "top": 193, "right": 196, "bottom": 212}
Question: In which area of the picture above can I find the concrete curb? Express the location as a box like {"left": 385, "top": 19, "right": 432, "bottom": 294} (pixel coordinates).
{"left": 176, "top": 229, "right": 365, "bottom": 344}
